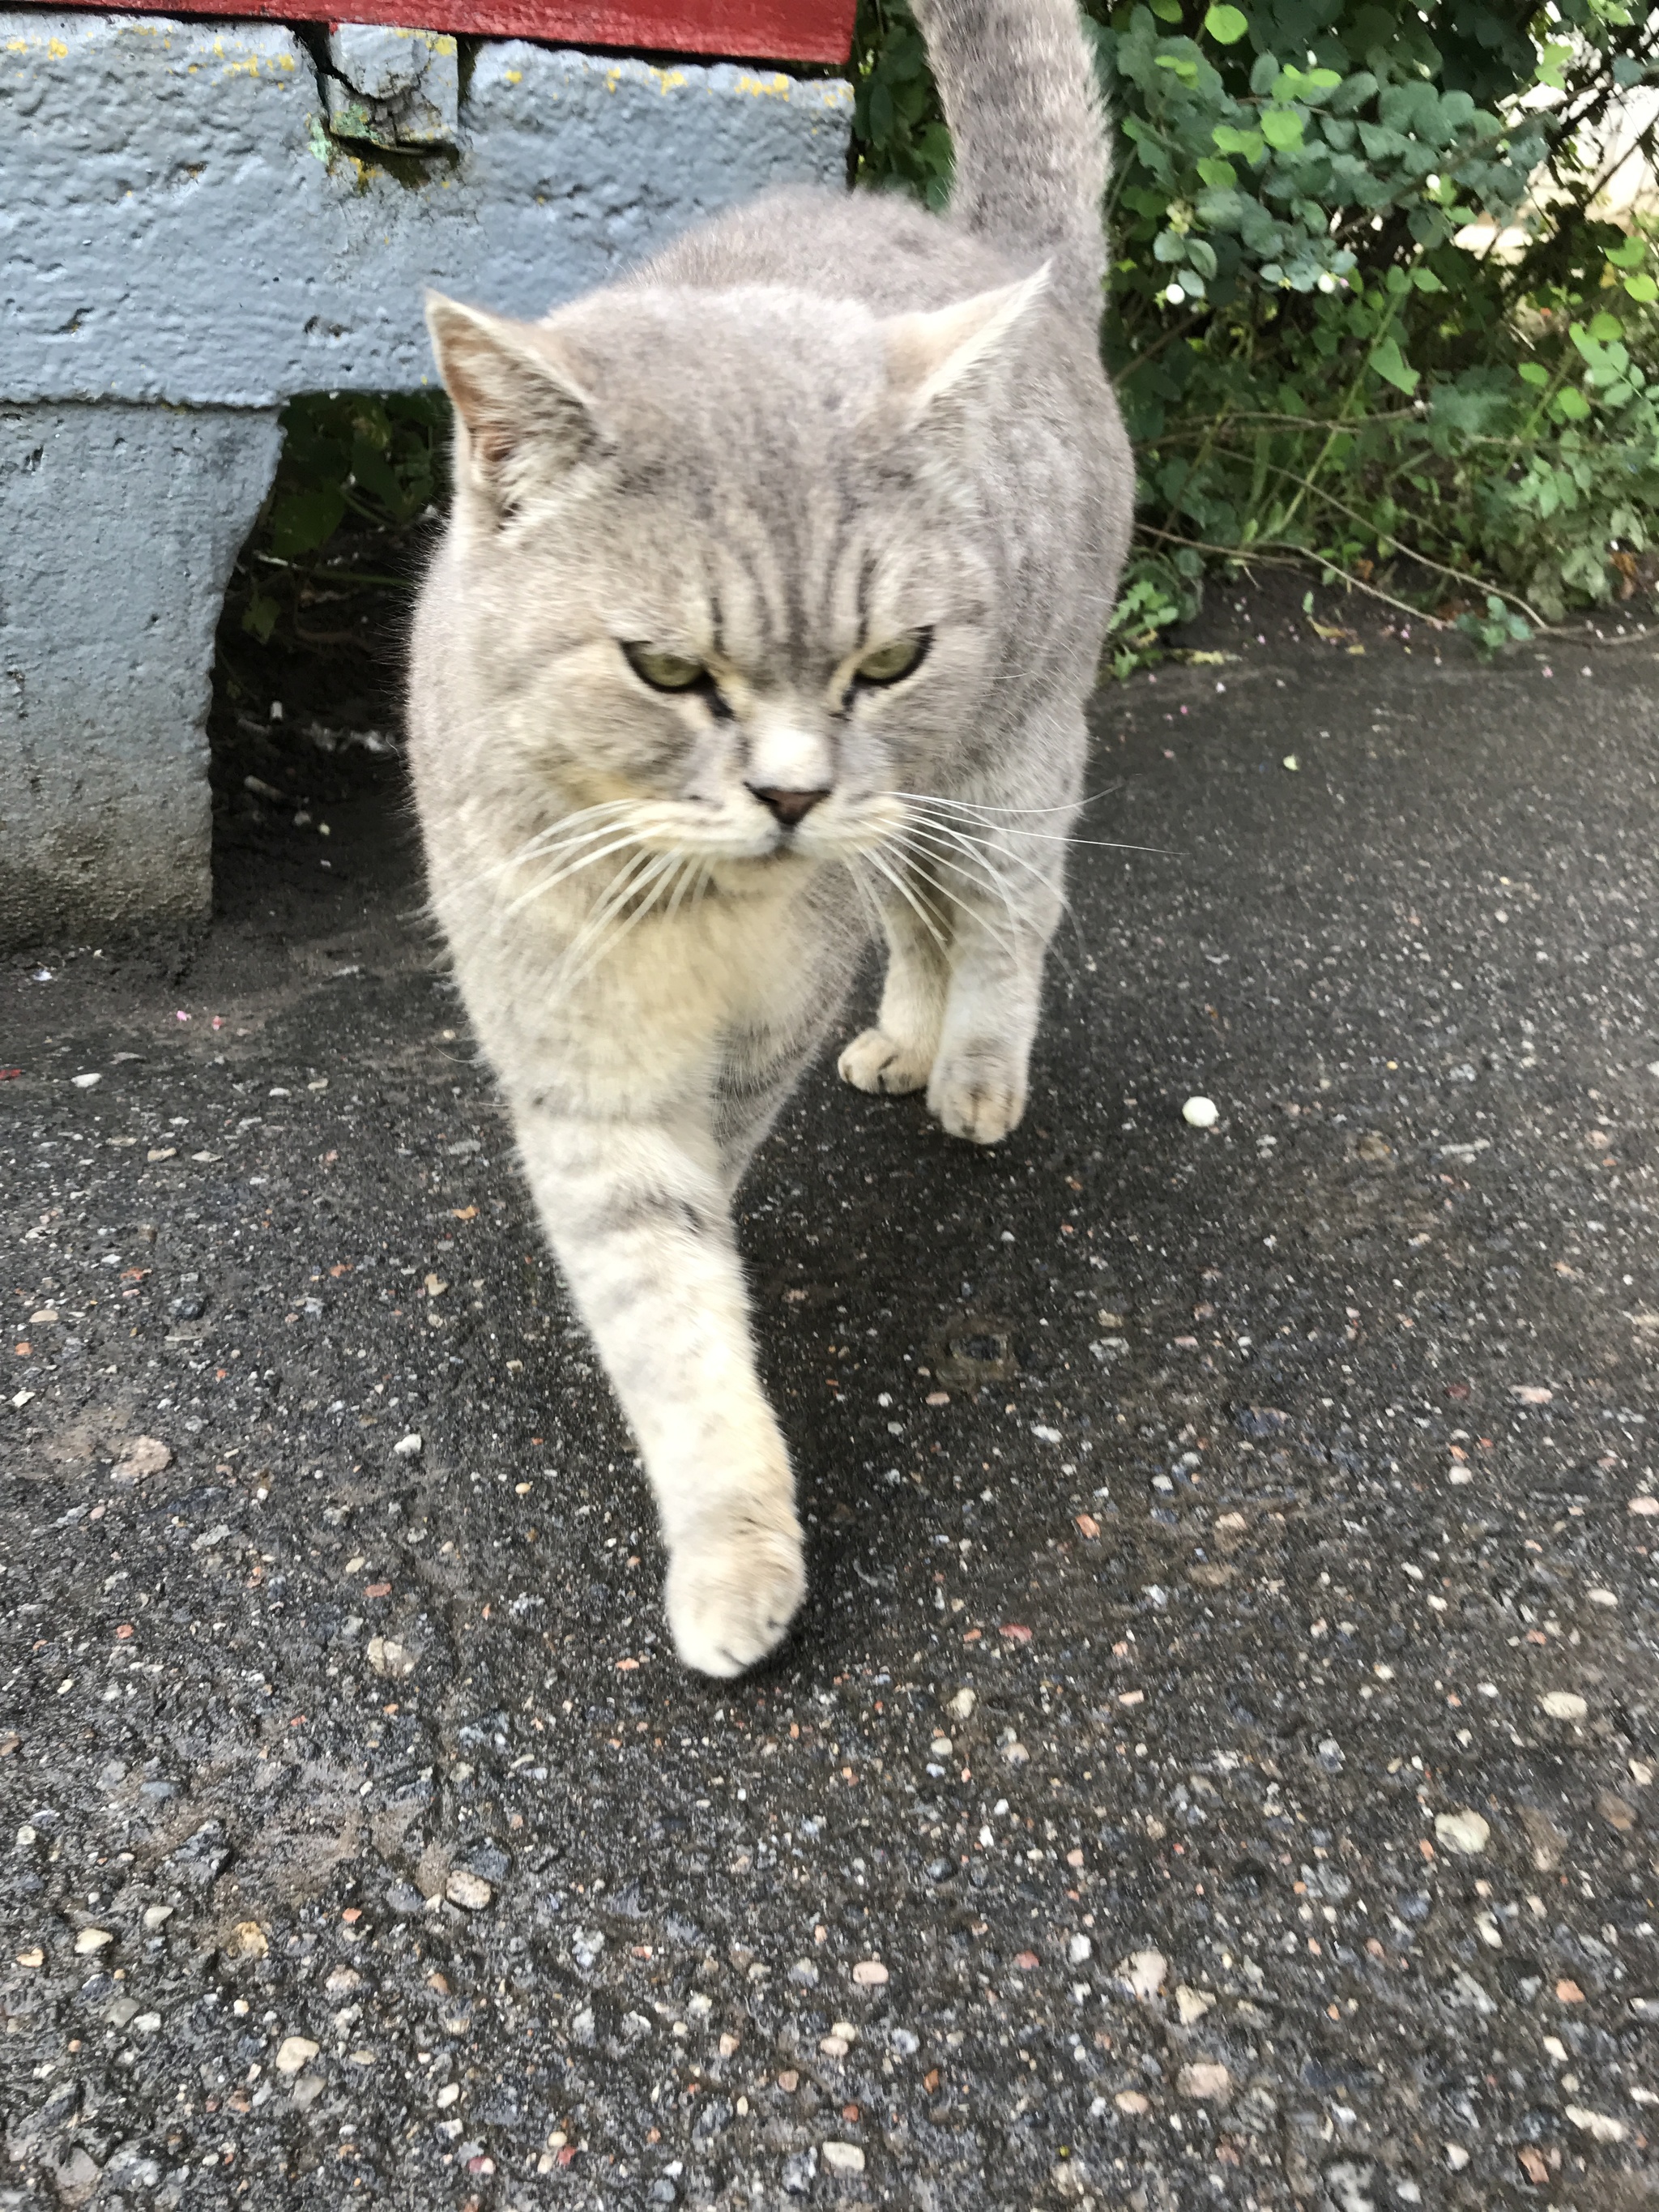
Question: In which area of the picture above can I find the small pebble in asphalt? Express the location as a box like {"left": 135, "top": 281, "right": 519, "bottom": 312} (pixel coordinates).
{"left": 113, "top": 1436, "right": 171, "bottom": 1481}
{"left": 1538, "top": 1691, "right": 1589, "bottom": 1721}
{"left": 1177, "top": 2061, "right": 1230, "bottom": 2102}
{"left": 1434, "top": 1809, "right": 1490, "bottom": 1856}
{"left": 392, "top": 1432, "right": 423, "bottom": 1458}
{"left": 446, "top": 1869, "right": 493, "bottom": 1911}
{"left": 1123, "top": 1949, "right": 1167, "bottom": 2000}
{"left": 1181, "top": 1095, "right": 1218, "bottom": 1127}
{"left": 275, "top": 2037, "right": 318, "bottom": 2076}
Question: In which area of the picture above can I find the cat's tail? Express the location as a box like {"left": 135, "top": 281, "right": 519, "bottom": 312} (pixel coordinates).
{"left": 910, "top": 0, "right": 1108, "bottom": 321}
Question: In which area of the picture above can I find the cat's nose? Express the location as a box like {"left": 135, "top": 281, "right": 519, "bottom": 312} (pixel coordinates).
{"left": 747, "top": 785, "right": 830, "bottom": 829}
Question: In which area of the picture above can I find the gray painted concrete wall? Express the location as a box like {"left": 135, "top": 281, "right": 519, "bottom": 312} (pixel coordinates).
{"left": 0, "top": 12, "right": 851, "bottom": 947}
{"left": 2, "top": 15, "right": 852, "bottom": 406}
{"left": 0, "top": 404, "right": 283, "bottom": 948}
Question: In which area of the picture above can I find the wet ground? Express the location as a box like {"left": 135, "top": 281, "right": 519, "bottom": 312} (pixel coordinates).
{"left": 2, "top": 599, "right": 1657, "bottom": 2211}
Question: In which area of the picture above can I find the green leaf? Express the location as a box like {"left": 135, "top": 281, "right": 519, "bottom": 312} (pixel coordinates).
{"left": 1248, "top": 49, "right": 1279, "bottom": 97}
{"left": 1273, "top": 64, "right": 1340, "bottom": 101}
{"left": 1537, "top": 41, "right": 1571, "bottom": 92}
{"left": 1203, "top": 3, "right": 1248, "bottom": 44}
{"left": 1410, "top": 267, "right": 1446, "bottom": 293}
{"left": 1196, "top": 156, "right": 1237, "bottom": 189}
{"left": 1196, "top": 186, "right": 1247, "bottom": 229}
{"left": 241, "top": 589, "right": 279, "bottom": 645}
{"left": 1553, "top": 387, "right": 1592, "bottom": 421}
{"left": 1368, "top": 336, "right": 1419, "bottom": 394}
{"left": 270, "top": 485, "right": 347, "bottom": 559}
{"left": 1624, "top": 273, "right": 1658, "bottom": 304}
{"left": 1516, "top": 361, "right": 1549, "bottom": 388}
{"left": 1260, "top": 107, "right": 1304, "bottom": 151}
{"left": 1606, "top": 237, "right": 1645, "bottom": 269}
{"left": 1213, "top": 123, "right": 1265, "bottom": 161}
{"left": 1588, "top": 311, "right": 1623, "bottom": 343}
{"left": 1150, "top": 0, "right": 1184, "bottom": 19}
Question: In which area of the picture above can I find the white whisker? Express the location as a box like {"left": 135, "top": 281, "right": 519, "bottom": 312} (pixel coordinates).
{"left": 884, "top": 836, "right": 1028, "bottom": 962}
{"left": 891, "top": 784, "right": 1122, "bottom": 819}
{"left": 896, "top": 788, "right": 1173, "bottom": 855}
{"left": 501, "top": 834, "right": 651, "bottom": 918}
{"left": 859, "top": 847, "right": 950, "bottom": 952}
{"left": 506, "top": 799, "right": 641, "bottom": 869}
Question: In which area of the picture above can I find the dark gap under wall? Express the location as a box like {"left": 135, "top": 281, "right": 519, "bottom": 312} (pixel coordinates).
{"left": 206, "top": 391, "right": 451, "bottom": 933}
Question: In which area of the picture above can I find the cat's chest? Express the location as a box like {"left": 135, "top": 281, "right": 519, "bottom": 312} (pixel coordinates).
{"left": 628, "top": 879, "right": 838, "bottom": 1035}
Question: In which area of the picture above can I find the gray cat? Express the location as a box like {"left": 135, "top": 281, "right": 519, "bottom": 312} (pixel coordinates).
{"left": 407, "top": 0, "right": 1131, "bottom": 1676}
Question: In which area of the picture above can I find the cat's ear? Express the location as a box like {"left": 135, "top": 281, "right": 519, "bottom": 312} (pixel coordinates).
{"left": 884, "top": 263, "right": 1051, "bottom": 420}
{"left": 424, "top": 293, "right": 602, "bottom": 515}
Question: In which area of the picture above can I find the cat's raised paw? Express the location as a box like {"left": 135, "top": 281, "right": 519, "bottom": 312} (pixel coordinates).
{"left": 928, "top": 1055, "right": 1026, "bottom": 1145}
{"left": 837, "top": 1027, "right": 932, "bottom": 1096}
{"left": 665, "top": 1510, "right": 806, "bottom": 1678}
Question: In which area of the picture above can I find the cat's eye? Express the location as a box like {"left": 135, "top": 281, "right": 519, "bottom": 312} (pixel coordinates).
{"left": 853, "top": 630, "right": 930, "bottom": 688}
{"left": 621, "top": 642, "right": 708, "bottom": 693}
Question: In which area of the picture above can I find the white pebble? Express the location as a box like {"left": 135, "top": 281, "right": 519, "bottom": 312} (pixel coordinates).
{"left": 392, "top": 1432, "right": 423, "bottom": 1459}
{"left": 1566, "top": 2105, "right": 1627, "bottom": 2145}
{"left": 1538, "top": 1691, "right": 1588, "bottom": 1722}
{"left": 1122, "top": 1948, "right": 1167, "bottom": 2000}
{"left": 367, "top": 1637, "right": 415, "bottom": 1679}
{"left": 1434, "top": 1809, "right": 1489, "bottom": 1857}
{"left": 275, "top": 2036, "right": 318, "bottom": 2076}
{"left": 1068, "top": 1934, "right": 1093, "bottom": 1966}
{"left": 1177, "top": 2060, "right": 1230, "bottom": 2101}
{"left": 71, "top": 1072, "right": 101, "bottom": 1090}
{"left": 445, "top": 1869, "right": 493, "bottom": 1911}
{"left": 821, "top": 2144, "right": 865, "bottom": 2176}
{"left": 1182, "top": 1095, "right": 1218, "bottom": 1129}
{"left": 74, "top": 1928, "right": 113, "bottom": 1955}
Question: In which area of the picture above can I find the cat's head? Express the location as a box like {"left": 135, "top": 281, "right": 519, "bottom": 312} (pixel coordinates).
{"left": 422, "top": 273, "right": 1049, "bottom": 888}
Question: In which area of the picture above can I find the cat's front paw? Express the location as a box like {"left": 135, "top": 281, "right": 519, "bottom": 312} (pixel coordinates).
{"left": 837, "top": 1027, "right": 932, "bottom": 1096}
{"left": 665, "top": 1509, "right": 806, "bottom": 1678}
{"left": 928, "top": 1049, "right": 1027, "bottom": 1145}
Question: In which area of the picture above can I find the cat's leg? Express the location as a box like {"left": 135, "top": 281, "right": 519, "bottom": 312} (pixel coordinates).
{"left": 927, "top": 820, "right": 1068, "bottom": 1147}
{"left": 513, "top": 1100, "right": 804, "bottom": 1677}
{"left": 836, "top": 895, "right": 949, "bottom": 1097}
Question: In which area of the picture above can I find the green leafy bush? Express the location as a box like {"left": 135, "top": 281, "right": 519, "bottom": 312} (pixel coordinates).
{"left": 852, "top": 0, "right": 1659, "bottom": 657}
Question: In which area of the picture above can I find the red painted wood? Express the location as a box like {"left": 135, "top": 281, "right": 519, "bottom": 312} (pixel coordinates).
{"left": 87, "top": 0, "right": 855, "bottom": 62}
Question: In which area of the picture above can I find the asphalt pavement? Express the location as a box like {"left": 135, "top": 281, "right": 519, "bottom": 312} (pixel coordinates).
{"left": 2, "top": 597, "right": 1657, "bottom": 2212}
